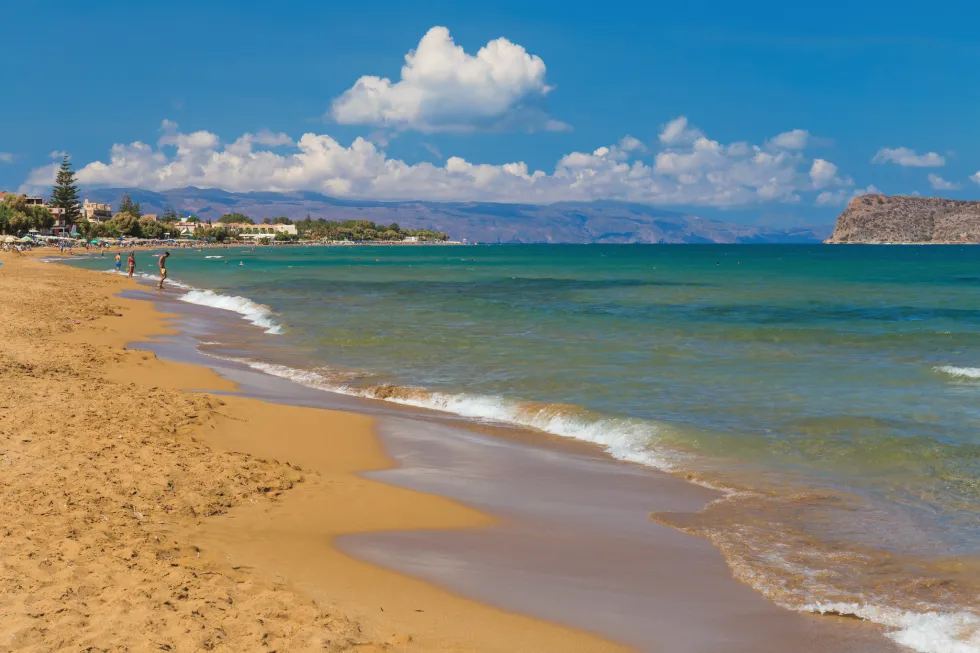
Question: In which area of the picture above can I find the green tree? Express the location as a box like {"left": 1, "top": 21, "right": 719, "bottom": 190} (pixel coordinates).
{"left": 218, "top": 213, "right": 253, "bottom": 224}
{"left": 49, "top": 156, "right": 81, "bottom": 224}
{"left": 118, "top": 193, "right": 134, "bottom": 215}
{"left": 0, "top": 202, "right": 11, "bottom": 234}
{"left": 30, "top": 205, "right": 55, "bottom": 231}
{"left": 161, "top": 204, "right": 181, "bottom": 223}
{"left": 272, "top": 216, "right": 293, "bottom": 225}
{"left": 110, "top": 212, "right": 141, "bottom": 237}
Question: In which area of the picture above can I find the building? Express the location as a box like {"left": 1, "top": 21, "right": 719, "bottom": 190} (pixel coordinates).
{"left": 81, "top": 200, "right": 112, "bottom": 223}
{"left": 223, "top": 222, "right": 298, "bottom": 237}
{"left": 170, "top": 221, "right": 201, "bottom": 236}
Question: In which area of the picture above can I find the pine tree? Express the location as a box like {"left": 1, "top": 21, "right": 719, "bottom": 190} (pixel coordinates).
{"left": 50, "top": 155, "right": 81, "bottom": 224}
{"left": 118, "top": 192, "right": 134, "bottom": 215}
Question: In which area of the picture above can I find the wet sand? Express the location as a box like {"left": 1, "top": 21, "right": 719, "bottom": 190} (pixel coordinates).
{"left": 109, "top": 270, "right": 905, "bottom": 651}
{"left": 0, "top": 253, "right": 621, "bottom": 652}
{"left": 4, "top": 250, "right": 907, "bottom": 651}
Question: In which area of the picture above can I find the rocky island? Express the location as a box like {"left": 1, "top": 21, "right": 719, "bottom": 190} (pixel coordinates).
{"left": 826, "top": 194, "right": 980, "bottom": 244}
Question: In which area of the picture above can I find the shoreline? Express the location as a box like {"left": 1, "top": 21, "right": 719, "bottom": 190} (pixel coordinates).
{"left": 0, "top": 253, "right": 624, "bottom": 652}
{"left": 1, "top": 252, "right": 909, "bottom": 651}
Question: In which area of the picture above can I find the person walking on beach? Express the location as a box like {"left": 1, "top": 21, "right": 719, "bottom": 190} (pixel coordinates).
{"left": 127, "top": 252, "right": 136, "bottom": 278}
{"left": 157, "top": 251, "right": 170, "bottom": 289}
{"left": 114, "top": 252, "right": 122, "bottom": 272}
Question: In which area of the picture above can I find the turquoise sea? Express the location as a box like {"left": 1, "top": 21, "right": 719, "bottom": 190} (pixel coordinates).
{"left": 70, "top": 244, "right": 980, "bottom": 649}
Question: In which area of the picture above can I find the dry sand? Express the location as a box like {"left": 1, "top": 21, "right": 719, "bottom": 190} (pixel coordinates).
{"left": 0, "top": 253, "right": 623, "bottom": 652}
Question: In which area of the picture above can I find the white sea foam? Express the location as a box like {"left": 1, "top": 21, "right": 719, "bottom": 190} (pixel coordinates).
{"left": 102, "top": 267, "right": 282, "bottom": 334}
{"left": 205, "top": 255, "right": 224, "bottom": 259}
{"left": 804, "top": 602, "right": 980, "bottom": 653}
{"left": 936, "top": 366, "right": 980, "bottom": 379}
{"left": 209, "top": 357, "right": 682, "bottom": 472}
{"left": 179, "top": 290, "right": 283, "bottom": 334}
{"left": 103, "top": 268, "right": 193, "bottom": 290}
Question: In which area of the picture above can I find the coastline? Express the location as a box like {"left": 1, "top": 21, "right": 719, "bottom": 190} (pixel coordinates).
{"left": 0, "top": 252, "right": 909, "bottom": 652}
{"left": 0, "top": 253, "right": 624, "bottom": 652}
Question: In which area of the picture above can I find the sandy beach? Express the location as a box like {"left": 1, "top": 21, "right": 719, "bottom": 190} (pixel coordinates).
{"left": 0, "top": 253, "right": 624, "bottom": 652}
{"left": 0, "top": 251, "right": 913, "bottom": 653}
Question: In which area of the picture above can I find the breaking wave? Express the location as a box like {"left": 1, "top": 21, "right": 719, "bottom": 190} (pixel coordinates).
{"left": 805, "top": 603, "right": 980, "bottom": 653}
{"left": 179, "top": 290, "right": 282, "bottom": 334}
{"left": 105, "top": 268, "right": 282, "bottom": 334}
{"left": 207, "top": 357, "right": 684, "bottom": 472}
{"left": 936, "top": 366, "right": 980, "bottom": 380}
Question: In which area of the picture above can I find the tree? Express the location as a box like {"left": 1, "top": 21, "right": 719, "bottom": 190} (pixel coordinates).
{"left": 49, "top": 156, "right": 81, "bottom": 224}
{"left": 118, "top": 193, "right": 134, "bottom": 215}
{"left": 161, "top": 204, "right": 181, "bottom": 223}
{"left": 186, "top": 216, "right": 201, "bottom": 223}
{"left": 218, "top": 213, "right": 253, "bottom": 225}
{"left": 110, "top": 212, "right": 141, "bottom": 237}
{"left": 0, "top": 202, "right": 11, "bottom": 234}
{"left": 272, "top": 216, "right": 293, "bottom": 225}
{"left": 30, "top": 205, "right": 55, "bottom": 231}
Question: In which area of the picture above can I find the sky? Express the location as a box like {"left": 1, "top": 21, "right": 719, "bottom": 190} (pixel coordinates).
{"left": 3, "top": 0, "right": 980, "bottom": 226}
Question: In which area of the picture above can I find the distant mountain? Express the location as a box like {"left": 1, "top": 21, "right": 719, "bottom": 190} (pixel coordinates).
{"left": 83, "top": 187, "right": 828, "bottom": 244}
{"left": 827, "top": 194, "right": 980, "bottom": 244}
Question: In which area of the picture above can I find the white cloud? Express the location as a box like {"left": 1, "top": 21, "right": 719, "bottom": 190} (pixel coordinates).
{"left": 21, "top": 117, "right": 853, "bottom": 208}
{"left": 872, "top": 147, "right": 945, "bottom": 167}
{"left": 770, "top": 129, "right": 809, "bottom": 150}
{"left": 809, "top": 158, "right": 850, "bottom": 189}
{"left": 815, "top": 184, "right": 881, "bottom": 206}
{"left": 49, "top": 151, "right": 68, "bottom": 160}
{"left": 928, "top": 173, "right": 961, "bottom": 191}
{"left": 970, "top": 171, "right": 980, "bottom": 186}
{"left": 330, "top": 26, "right": 562, "bottom": 133}
{"left": 658, "top": 116, "right": 702, "bottom": 146}
{"left": 0, "top": 152, "right": 13, "bottom": 163}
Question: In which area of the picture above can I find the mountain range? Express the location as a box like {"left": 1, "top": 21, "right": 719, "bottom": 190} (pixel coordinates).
{"left": 82, "top": 187, "right": 828, "bottom": 244}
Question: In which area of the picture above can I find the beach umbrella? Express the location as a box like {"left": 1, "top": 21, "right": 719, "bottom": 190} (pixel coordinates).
{"left": 2, "top": 235, "right": 15, "bottom": 243}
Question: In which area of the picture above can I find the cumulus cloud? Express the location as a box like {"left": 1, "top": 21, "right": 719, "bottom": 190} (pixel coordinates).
{"left": 928, "top": 173, "right": 960, "bottom": 191}
{"left": 329, "top": 26, "right": 564, "bottom": 133}
{"left": 658, "top": 117, "right": 702, "bottom": 146}
{"left": 970, "top": 171, "right": 980, "bottom": 186}
{"left": 809, "top": 158, "right": 850, "bottom": 189}
{"left": 872, "top": 147, "right": 945, "bottom": 167}
{"left": 21, "top": 117, "right": 853, "bottom": 208}
{"left": 0, "top": 152, "right": 13, "bottom": 163}
{"left": 815, "top": 184, "right": 881, "bottom": 206}
{"left": 770, "top": 129, "right": 809, "bottom": 150}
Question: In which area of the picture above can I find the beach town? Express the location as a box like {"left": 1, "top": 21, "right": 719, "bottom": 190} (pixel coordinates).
{"left": 0, "top": 157, "right": 458, "bottom": 252}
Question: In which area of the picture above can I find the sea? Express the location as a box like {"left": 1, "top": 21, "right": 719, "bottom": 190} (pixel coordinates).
{"left": 69, "top": 244, "right": 980, "bottom": 652}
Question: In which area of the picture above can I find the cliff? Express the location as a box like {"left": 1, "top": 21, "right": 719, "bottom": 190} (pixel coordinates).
{"left": 826, "top": 194, "right": 980, "bottom": 244}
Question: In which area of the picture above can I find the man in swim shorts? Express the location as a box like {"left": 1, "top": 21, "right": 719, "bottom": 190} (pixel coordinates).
{"left": 114, "top": 252, "right": 121, "bottom": 272}
{"left": 158, "top": 251, "right": 170, "bottom": 289}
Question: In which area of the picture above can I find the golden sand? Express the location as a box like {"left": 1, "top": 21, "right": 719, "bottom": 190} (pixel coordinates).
{"left": 0, "top": 253, "right": 624, "bottom": 652}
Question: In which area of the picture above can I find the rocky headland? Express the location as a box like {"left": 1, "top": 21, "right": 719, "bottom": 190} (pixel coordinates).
{"left": 826, "top": 194, "right": 980, "bottom": 244}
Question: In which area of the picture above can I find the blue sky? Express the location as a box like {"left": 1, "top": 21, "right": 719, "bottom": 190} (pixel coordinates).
{"left": 3, "top": 0, "right": 979, "bottom": 225}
